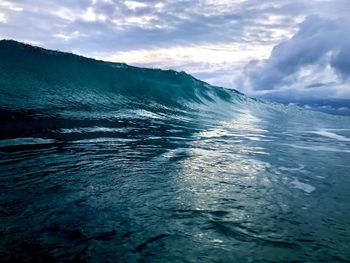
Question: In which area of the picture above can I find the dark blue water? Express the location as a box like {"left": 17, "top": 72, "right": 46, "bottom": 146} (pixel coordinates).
{"left": 1, "top": 40, "right": 350, "bottom": 262}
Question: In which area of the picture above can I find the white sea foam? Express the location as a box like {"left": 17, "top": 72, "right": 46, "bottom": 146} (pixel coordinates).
{"left": 291, "top": 178, "right": 315, "bottom": 194}
{"left": 279, "top": 164, "right": 305, "bottom": 172}
{"left": 72, "top": 138, "right": 136, "bottom": 143}
{"left": 285, "top": 144, "right": 350, "bottom": 153}
{"left": 61, "top": 127, "right": 131, "bottom": 133}
{"left": 310, "top": 129, "right": 350, "bottom": 142}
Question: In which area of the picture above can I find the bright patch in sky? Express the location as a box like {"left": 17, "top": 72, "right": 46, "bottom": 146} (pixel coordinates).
{"left": 0, "top": 13, "right": 6, "bottom": 23}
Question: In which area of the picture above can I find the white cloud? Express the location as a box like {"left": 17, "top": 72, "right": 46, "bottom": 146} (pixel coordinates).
{"left": 81, "top": 7, "right": 107, "bottom": 22}
{"left": 0, "top": 1, "right": 23, "bottom": 12}
{"left": 0, "top": 13, "right": 6, "bottom": 23}
{"left": 53, "top": 8, "right": 77, "bottom": 22}
{"left": 53, "top": 31, "right": 85, "bottom": 41}
{"left": 103, "top": 43, "right": 270, "bottom": 65}
{"left": 124, "top": 1, "right": 147, "bottom": 10}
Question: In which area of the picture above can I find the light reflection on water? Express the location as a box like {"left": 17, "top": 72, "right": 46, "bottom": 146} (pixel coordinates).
{"left": 1, "top": 106, "right": 350, "bottom": 262}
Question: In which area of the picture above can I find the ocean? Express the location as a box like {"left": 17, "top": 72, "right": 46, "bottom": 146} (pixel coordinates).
{"left": 1, "top": 40, "right": 350, "bottom": 262}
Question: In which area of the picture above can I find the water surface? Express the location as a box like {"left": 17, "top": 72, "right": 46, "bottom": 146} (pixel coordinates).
{"left": 1, "top": 40, "right": 350, "bottom": 262}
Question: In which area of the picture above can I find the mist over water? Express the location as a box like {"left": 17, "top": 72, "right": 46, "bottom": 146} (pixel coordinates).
{"left": 1, "top": 40, "right": 350, "bottom": 262}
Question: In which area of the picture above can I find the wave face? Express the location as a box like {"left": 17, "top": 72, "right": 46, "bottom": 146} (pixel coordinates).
{"left": 1, "top": 40, "right": 350, "bottom": 262}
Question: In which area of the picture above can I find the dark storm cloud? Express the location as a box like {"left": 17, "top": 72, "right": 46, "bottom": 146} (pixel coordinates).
{"left": 331, "top": 44, "right": 350, "bottom": 79}
{"left": 243, "top": 16, "right": 348, "bottom": 89}
{"left": 238, "top": 15, "right": 350, "bottom": 98}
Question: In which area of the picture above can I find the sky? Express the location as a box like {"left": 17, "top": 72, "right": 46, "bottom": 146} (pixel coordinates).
{"left": 0, "top": 0, "right": 350, "bottom": 106}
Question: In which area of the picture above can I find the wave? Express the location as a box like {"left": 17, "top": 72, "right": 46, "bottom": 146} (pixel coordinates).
{"left": 0, "top": 40, "right": 256, "bottom": 142}
{"left": 1, "top": 40, "right": 349, "bottom": 143}
{"left": 0, "top": 40, "right": 243, "bottom": 112}
{"left": 1, "top": 40, "right": 350, "bottom": 262}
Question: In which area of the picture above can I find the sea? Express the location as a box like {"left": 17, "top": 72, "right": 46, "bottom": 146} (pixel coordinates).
{"left": 1, "top": 40, "right": 350, "bottom": 262}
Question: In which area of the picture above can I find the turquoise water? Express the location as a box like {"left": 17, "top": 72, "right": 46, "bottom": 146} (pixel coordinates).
{"left": 1, "top": 40, "right": 350, "bottom": 262}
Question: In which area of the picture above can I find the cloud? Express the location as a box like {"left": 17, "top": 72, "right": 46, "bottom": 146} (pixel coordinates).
{"left": 0, "top": 0, "right": 350, "bottom": 101}
{"left": 0, "top": 13, "right": 6, "bottom": 23}
{"left": 331, "top": 43, "right": 350, "bottom": 79}
{"left": 0, "top": 0, "right": 301, "bottom": 51}
{"left": 237, "top": 15, "right": 350, "bottom": 99}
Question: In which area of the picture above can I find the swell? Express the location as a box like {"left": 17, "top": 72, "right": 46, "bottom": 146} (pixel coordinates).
{"left": 0, "top": 40, "right": 247, "bottom": 142}
{"left": 0, "top": 40, "right": 241, "bottom": 112}
{"left": 2, "top": 40, "right": 347, "bottom": 144}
